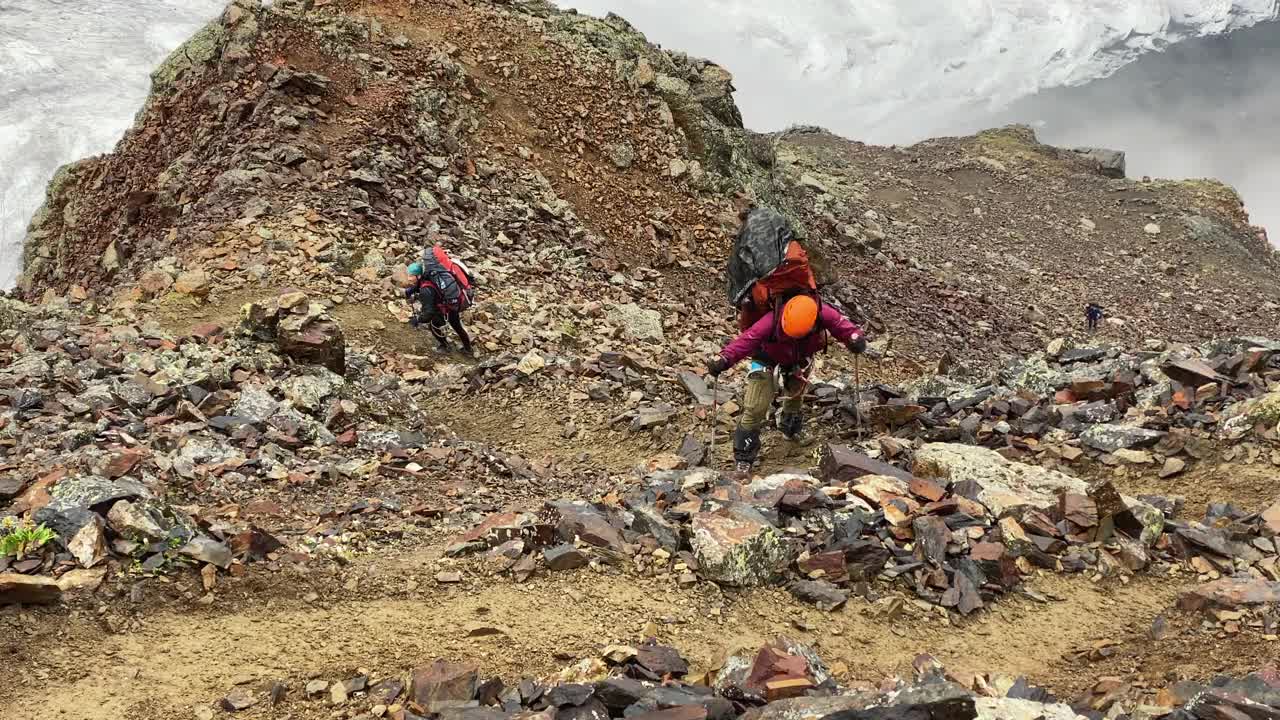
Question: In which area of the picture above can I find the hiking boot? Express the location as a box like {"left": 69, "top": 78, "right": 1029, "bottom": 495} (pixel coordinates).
{"left": 727, "top": 460, "right": 754, "bottom": 482}
{"left": 778, "top": 412, "right": 815, "bottom": 446}
{"left": 778, "top": 412, "right": 802, "bottom": 439}
{"left": 732, "top": 427, "right": 760, "bottom": 463}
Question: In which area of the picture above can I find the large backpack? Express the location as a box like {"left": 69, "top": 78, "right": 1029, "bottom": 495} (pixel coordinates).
{"left": 421, "top": 244, "right": 475, "bottom": 312}
{"left": 726, "top": 208, "right": 817, "bottom": 330}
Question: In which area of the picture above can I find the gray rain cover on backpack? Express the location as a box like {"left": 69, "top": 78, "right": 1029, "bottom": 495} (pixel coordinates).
{"left": 726, "top": 207, "right": 795, "bottom": 305}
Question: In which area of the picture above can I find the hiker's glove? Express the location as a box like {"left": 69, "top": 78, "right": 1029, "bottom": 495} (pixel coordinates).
{"left": 847, "top": 337, "right": 868, "bottom": 354}
{"left": 706, "top": 356, "right": 728, "bottom": 377}
{"left": 409, "top": 316, "right": 420, "bottom": 328}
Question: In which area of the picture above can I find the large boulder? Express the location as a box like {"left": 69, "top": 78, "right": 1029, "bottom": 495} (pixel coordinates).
{"left": 974, "top": 698, "right": 1085, "bottom": 720}
{"left": 410, "top": 660, "right": 478, "bottom": 713}
{"left": 691, "top": 504, "right": 793, "bottom": 587}
{"left": 999, "top": 354, "right": 1065, "bottom": 396}
{"left": 278, "top": 312, "right": 346, "bottom": 375}
{"left": 913, "top": 444, "right": 1087, "bottom": 517}
{"left": 548, "top": 501, "right": 625, "bottom": 551}
{"left": 1071, "top": 147, "right": 1126, "bottom": 179}
{"left": 740, "top": 681, "right": 975, "bottom": 720}
{"left": 607, "top": 303, "right": 663, "bottom": 342}
{"left": 1178, "top": 577, "right": 1280, "bottom": 612}
{"left": 241, "top": 294, "right": 346, "bottom": 374}
{"left": 1078, "top": 424, "right": 1165, "bottom": 452}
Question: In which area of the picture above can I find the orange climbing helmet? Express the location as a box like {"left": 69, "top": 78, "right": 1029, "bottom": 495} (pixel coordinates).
{"left": 780, "top": 295, "right": 819, "bottom": 339}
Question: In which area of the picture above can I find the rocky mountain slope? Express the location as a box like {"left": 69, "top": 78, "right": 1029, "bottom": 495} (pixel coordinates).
{"left": 4, "top": 2, "right": 1280, "bottom": 720}
{"left": 17, "top": 0, "right": 1280, "bottom": 365}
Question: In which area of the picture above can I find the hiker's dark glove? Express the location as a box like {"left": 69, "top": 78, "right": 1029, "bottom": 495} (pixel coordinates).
{"left": 706, "top": 356, "right": 728, "bottom": 377}
{"left": 847, "top": 337, "right": 868, "bottom": 354}
{"left": 409, "top": 316, "right": 420, "bottom": 328}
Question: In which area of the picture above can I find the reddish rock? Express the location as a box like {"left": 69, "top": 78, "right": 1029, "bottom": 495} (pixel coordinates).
{"left": 1179, "top": 578, "right": 1280, "bottom": 612}
{"left": 548, "top": 501, "right": 624, "bottom": 550}
{"left": 745, "top": 645, "right": 811, "bottom": 693}
{"left": 10, "top": 468, "right": 65, "bottom": 514}
{"left": 137, "top": 269, "right": 174, "bottom": 296}
{"left": 819, "top": 444, "right": 914, "bottom": 483}
{"left": 866, "top": 404, "right": 927, "bottom": 427}
{"left": 1060, "top": 493, "right": 1098, "bottom": 528}
{"left": 278, "top": 318, "right": 345, "bottom": 374}
{"left": 797, "top": 550, "right": 847, "bottom": 582}
{"left": 190, "top": 322, "right": 226, "bottom": 342}
{"left": 1262, "top": 500, "right": 1280, "bottom": 536}
{"left": 909, "top": 477, "right": 947, "bottom": 503}
{"left": 103, "top": 449, "right": 145, "bottom": 479}
{"left": 173, "top": 269, "right": 210, "bottom": 297}
{"left": 229, "top": 527, "right": 284, "bottom": 561}
{"left": 1021, "top": 510, "right": 1060, "bottom": 538}
{"left": 459, "top": 512, "right": 528, "bottom": 545}
{"left": 410, "top": 660, "right": 478, "bottom": 712}
{"left": 765, "top": 678, "right": 816, "bottom": 701}
{"left": 1070, "top": 379, "right": 1107, "bottom": 400}
{"left": 970, "top": 542, "right": 1006, "bottom": 562}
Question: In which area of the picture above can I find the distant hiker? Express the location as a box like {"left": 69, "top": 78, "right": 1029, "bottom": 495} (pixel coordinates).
{"left": 1085, "top": 303, "right": 1104, "bottom": 332}
{"left": 706, "top": 294, "right": 866, "bottom": 475}
{"left": 405, "top": 244, "right": 477, "bottom": 355}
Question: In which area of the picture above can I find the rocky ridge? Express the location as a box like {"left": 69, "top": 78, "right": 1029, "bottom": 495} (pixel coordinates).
{"left": 16, "top": 0, "right": 1280, "bottom": 371}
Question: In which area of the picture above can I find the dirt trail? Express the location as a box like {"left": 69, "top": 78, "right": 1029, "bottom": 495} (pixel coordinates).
{"left": 3, "top": 569, "right": 1177, "bottom": 720}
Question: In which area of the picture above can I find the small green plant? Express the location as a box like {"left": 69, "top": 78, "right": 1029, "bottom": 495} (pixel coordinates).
{"left": 0, "top": 518, "right": 57, "bottom": 559}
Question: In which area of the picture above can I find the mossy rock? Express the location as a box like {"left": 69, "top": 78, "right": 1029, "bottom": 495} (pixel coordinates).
{"left": 151, "top": 21, "right": 226, "bottom": 95}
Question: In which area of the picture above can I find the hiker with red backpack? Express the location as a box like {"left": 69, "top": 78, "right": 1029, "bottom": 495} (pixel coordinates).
{"left": 406, "top": 244, "right": 477, "bottom": 355}
{"left": 710, "top": 204, "right": 868, "bottom": 474}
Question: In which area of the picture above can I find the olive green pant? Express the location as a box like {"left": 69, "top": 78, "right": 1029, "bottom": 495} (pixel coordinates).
{"left": 739, "top": 368, "right": 805, "bottom": 432}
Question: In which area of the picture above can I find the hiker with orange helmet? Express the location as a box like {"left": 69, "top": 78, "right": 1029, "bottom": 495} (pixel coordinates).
{"left": 707, "top": 294, "right": 866, "bottom": 474}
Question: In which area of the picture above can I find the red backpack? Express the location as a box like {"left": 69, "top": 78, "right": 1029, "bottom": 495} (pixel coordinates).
{"left": 421, "top": 244, "right": 476, "bottom": 312}
{"left": 737, "top": 240, "right": 817, "bottom": 330}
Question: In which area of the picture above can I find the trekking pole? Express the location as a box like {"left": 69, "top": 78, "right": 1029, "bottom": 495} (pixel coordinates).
{"left": 854, "top": 353, "right": 864, "bottom": 441}
{"left": 709, "top": 375, "right": 719, "bottom": 468}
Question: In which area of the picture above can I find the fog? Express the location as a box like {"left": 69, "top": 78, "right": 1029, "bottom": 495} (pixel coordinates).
{"left": 992, "top": 19, "right": 1280, "bottom": 236}
{"left": 3, "top": 1, "right": 1278, "bottom": 290}
{"left": 556, "top": 0, "right": 1280, "bottom": 238}
{"left": 0, "top": 0, "right": 226, "bottom": 287}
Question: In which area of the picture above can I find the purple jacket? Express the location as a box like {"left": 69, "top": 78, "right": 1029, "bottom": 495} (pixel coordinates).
{"left": 720, "top": 304, "right": 864, "bottom": 369}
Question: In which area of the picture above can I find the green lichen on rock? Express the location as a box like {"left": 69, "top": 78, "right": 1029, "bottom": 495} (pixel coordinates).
{"left": 691, "top": 506, "right": 794, "bottom": 587}
{"left": 999, "top": 353, "right": 1065, "bottom": 396}
{"left": 150, "top": 21, "right": 226, "bottom": 96}
{"left": 1222, "top": 391, "right": 1280, "bottom": 437}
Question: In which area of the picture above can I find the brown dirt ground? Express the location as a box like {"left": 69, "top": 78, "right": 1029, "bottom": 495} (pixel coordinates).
{"left": 2, "top": 561, "right": 1195, "bottom": 720}
{"left": 1083, "top": 457, "right": 1280, "bottom": 519}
